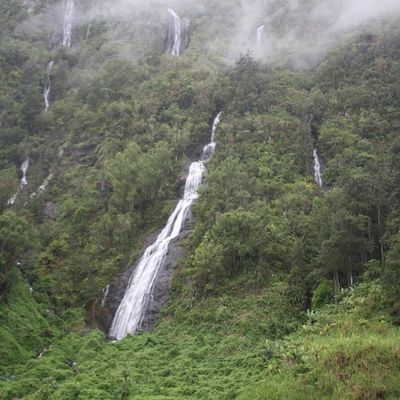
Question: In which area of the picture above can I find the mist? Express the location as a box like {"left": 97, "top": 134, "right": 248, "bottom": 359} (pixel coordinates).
{"left": 228, "top": 0, "right": 400, "bottom": 67}
{"left": 95, "top": 0, "right": 400, "bottom": 67}
{"left": 22, "top": 0, "right": 400, "bottom": 68}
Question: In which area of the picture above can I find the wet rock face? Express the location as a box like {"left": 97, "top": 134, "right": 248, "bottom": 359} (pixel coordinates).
{"left": 96, "top": 212, "right": 192, "bottom": 337}
{"left": 43, "top": 202, "right": 60, "bottom": 220}
{"left": 96, "top": 269, "right": 133, "bottom": 334}
{"left": 165, "top": 9, "right": 188, "bottom": 56}
{"left": 140, "top": 233, "right": 187, "bottom": 332}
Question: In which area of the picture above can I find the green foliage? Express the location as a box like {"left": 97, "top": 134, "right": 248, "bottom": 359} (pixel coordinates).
{"left": 311, "top": 280, "right": 335, "bottom": 310}
{"left": 1, "top": 2, "right": 400, "bottom": 399}
{"left": 0, "top": 271, "right": 51, "bottom": 372}
{"left": 0, "top": 211, "right": 36, "bottom": 295}
{"left": 241, "top": 283, "right": 400, "bottom": 400}
{"left": 384, "top": 234, "right": 400, "bottom": 321}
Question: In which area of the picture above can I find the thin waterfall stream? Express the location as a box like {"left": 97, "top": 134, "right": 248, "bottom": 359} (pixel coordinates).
{"left": 257, "top": 25, "right": 265, "bottom": 46}
{"left": 43, "top": 61, "right": 54, "bottom": 112}
{"left": 313, "top": 148, "right": 323, "bottom": 187}
{"left": 7, "top": 158, "right": 30, "bottom": 205}
{"left": 109, "top": 113, "right": 222, "bottom": 340}
{"left": 167, "top": 8, "right": 184, "bottom": 56}
{"left": 62, "top": 0, "right": 74, "bottom": 47}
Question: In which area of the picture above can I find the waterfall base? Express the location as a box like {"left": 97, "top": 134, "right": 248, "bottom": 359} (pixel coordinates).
{"left": 96, "top": 215, "right": 191, "bottom": 338}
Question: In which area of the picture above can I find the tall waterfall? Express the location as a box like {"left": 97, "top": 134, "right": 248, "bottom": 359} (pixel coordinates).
{"left": 256, "top": 25, "right": 265, "bottom": 46}
{"left": 109, "top": 113, "right": 222, "bottom": 340}
{"left": 43, "top": 61, "right": 54, "bottom": 112}
{"left": 62, "top": 0, "right": 74, "bottom": 47}
{"left": 313, "top": 149, "right": 323, "bottom": 187}
{"left": 167, "top": 8, "right": 184, "bottom": 56}
{"left": 7, "top": 158, "right": 30, "bottom": 205}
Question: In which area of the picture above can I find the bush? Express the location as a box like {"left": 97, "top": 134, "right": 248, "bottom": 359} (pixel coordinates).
{"left": 311, "top": 280, "right": 335, "bottom": 310}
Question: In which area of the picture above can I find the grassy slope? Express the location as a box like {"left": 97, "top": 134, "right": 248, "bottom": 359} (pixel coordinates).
{"left": 243, "top": 283, "right": 400, "bottom": 400}
{"left": 0, "top": 281, "right": 399, "bottom": 399}
{"left": 0, "top": 271, "right": 51, "bottom": 372}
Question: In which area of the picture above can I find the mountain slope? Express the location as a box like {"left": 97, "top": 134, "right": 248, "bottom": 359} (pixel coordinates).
{"left": 0, "top": 1, "right": 400, "bottom": 399}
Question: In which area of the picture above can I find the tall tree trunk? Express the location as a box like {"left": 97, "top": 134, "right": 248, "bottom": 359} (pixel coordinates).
{"left": 347, "top": 265, "right": 354, "bottom": 288}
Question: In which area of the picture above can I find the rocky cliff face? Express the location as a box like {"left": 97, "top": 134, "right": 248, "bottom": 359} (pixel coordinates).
{"left": 96, "top": 209, "right": 191, "bottom": 337}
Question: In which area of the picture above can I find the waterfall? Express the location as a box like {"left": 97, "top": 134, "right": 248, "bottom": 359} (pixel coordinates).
{"left": 62, "top": 0, "right": 74, "bottom": 47}
{"left": 313, "top": 149, "right": 323, "bottom": 187}
{"left": 7, "top": 158, "right": 30, "bottom": 205}
{"left": 20, "top": 158, "right": 29, "bottom": 187}
{"left": 43, "top": 61, "right": 54, "bottom": 112}
{"left": 31, "top": 173, "right": 53, "bottom": 199}
{"left": 167, "top": 8, "right": 184, "bottom": 56}
{"left": 257, "top": 25, "right": 265, "bottom": 46}
{"left": 101, "top": 285, "right": 110, "bottom": 308}
{"left": 38, "top": 173, "right": 53, "bottom": 194}
{"left": 109, "top": 113, "right": 222, "bottom": 340}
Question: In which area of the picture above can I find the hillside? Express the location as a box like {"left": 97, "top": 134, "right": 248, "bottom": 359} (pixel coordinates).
{"left": 0, "top": 0, "right": 400, "bottom": 399}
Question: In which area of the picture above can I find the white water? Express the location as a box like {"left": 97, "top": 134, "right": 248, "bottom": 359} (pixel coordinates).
{"left": 62, "top": 0, "right": 74, "bottom": 47}
{"left": 38, "top": 173, "right": 53, "bottom": 194}
{"left": 101, "top": 285, "right": 110, "bottom": 308}
{"left": 109, "top": 113, "right": 222, "bottom": 340}
{"left": 20, "top": 159, "right": 29, "bottom": 187}
{"left": 31, "top": 173, "right": 53, "bottom": 199}
{"left": 167, "top": 8, "right": 182, "bottom": 56}
{"left": 257, "top": 25, "right": 265, "bottom": 46}
{"left": 43, "top": 61, "right": 54, "bottom": 112}
{"left": 313, "top": 149, "right": 323, "bottom": 187}
{"left": 7, "top": 158, "right": 30, "bottom": 205}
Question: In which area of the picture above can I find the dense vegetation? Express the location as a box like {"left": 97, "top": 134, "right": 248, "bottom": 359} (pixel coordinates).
{"left": 0, "top": 0, "right": 399, "bottom": 399}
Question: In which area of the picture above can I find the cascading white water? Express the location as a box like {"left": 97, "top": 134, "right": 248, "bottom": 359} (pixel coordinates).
{"left": 38, "top": 173, "right": 53, "bottom": 194}
{"left": 109, "top": 113, "right": 222, "bottom": 340}
{"left": 31, "top": 173, "right": 53, "bottom": 199}
{"left": 313, "top": 149, "right": 323, "bottom": 187}
{"left": 256, "top": 25, "right": 265, "bottom": 46}
{"left": 167, "top": 8, "right": 182, "bottom": 56}
{"left": 62, "top": 0, "right": 74, "bottom": 47}
{"left": 20, "top": 158, "right": 29, "bottom": 187}
{"left": 7, "top": 158, "right": 30, "bottom": 205}
{"left": 101, "top": 285, "right": 110, "bottom": 308}
{"left": 43, "top": 61, "right": 54, "bottom": 112}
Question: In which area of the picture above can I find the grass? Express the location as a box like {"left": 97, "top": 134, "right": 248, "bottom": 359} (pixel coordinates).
{"left": 0, "top": 272, "right": 51, "bottom": 371}
{"left": 0, "top": 281, "right": 399, "bottom": 399}
{"left": 242, "top": 283, "right": 400, "bottom": 400}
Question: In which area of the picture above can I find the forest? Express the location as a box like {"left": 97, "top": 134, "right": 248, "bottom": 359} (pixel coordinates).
{"left": 0, "top": 0, "right": 399, "bottom": 398}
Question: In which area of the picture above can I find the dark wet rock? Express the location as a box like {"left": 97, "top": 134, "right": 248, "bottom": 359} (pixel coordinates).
{"left": 43, "top": 202, "right": 60, "bottom": 220}
{"left": 96, "top": 204, "right": 193, "bottom": 336}
{"left": 177, "top": 175, "right": 187, "bottom": 198}
{"left": 140, "top": 230, "right": 188, "bottom": 332}
{"left": 97, "top": 176, "right": 111, "bottom": 197}
{"left": 68, "top": 145, "right": 97, "bottom": 166}
{"left": 49, "top": 32, "right": 63, "bottom": 50}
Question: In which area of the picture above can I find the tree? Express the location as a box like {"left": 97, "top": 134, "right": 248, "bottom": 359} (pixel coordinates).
{"left": 313, "top": 190, "right": 371, "bottom": 292}
{"left": 384, "top": 234, "right": 400, "bottom": 320}
{"left": 0, "top": 211, "right": 34, "bottom": 296}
